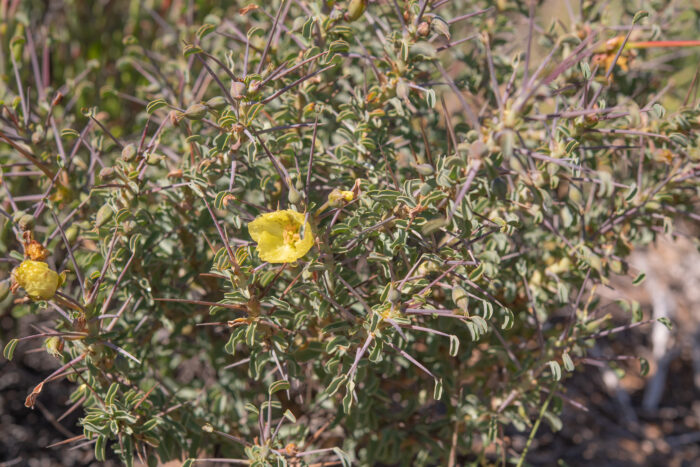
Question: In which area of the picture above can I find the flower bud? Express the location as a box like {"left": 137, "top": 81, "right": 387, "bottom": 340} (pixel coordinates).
{"left": 230, "top": 81, "right": 247, "bottom": 99}
{"left": 95, "top": 204, "right": 113, "bottom": 228}
{"left": 122, "top": 144, "right": 137, "bottom": 162}
{"left": 414, "top": 163, "right": 434, "bottom": 176}
{"left": 16, "top": 213, "right": 35, "bottom": 231}
{"left": 431, "top": 16, "right": 451, "bottom": 40}
{"left": 184, "top": 103, "right": 208, "bottom": 120}
{"left": 205, "top": 96, "right": 227, "bottom": 109}
{"left": 99, "top": 167, "right": 116, "bottom": 180}
{"left": 417, "top": 22, "right": 430, "bottom": 37}
{"left": 387, "top": 286, "right": 401, "bottom": 304}
{"left": 146, "top": 153, "right": 165, "bottom": 165}
{"left": 345, "top": 0, "right": 367, "bottom": 22}
{"left": 288, "top": 185, "right": 303, "bottom": 206}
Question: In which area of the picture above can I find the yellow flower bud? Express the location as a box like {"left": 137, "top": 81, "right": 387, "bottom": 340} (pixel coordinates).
{"left": 12, "top": 260, "right": 63, "bottom": 301}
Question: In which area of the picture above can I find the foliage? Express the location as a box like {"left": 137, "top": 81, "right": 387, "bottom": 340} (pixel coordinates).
{"left": 1, "top": 0, "right": 699, "bottom": 465}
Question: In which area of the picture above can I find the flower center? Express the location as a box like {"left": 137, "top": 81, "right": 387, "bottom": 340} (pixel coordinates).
{"left": 282, "top": 224, "right": 301, "bottom": 246}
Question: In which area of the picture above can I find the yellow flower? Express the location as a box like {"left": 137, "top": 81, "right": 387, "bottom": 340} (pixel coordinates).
{"left": 12, "top": 260, "right": 63, "bottom": 301}
{"left": 328, "top": 189, "right": 355, "bottom": 207}
{"left": 45, "top": 336, "right": 64, "bottom": 357}
{"left": 248, "top": 210, "right": 314, "bottom": 263}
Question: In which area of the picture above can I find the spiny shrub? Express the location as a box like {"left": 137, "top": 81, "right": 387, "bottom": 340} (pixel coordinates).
{"left": 1, "top": 1, "right": 699, "bottom": 465}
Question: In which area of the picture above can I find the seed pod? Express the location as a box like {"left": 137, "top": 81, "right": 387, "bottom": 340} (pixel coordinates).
{"left": 121, "top": 144, "right": 137, "bottom": 162}
{"left": 248, "top": 80, "right": 262, "bottom": 94}
{"left": 146, "top": 153, "right": 165, "bottom": 165}
{"left": 288, "top": 185, "right": 303, "bottom": 206}
{"left": 230, "top": 81, "right": 246, "bottom": 99}
{"left": 99, "top": 167, "right": 116, "bottom": 180}
{"left": 205, "top": 96, "right": 227, "bottom": 109}
{"left": 387, "top": 286, "right": 401, "bottom": 304}
{"left": 421, "top": 217, "right": 448, "bottom": 235}
{"left": 417, "top": 21, "right": 430, "bottom": 37}
{"left": 431, "top": 16, "right": 451, "bottom": 40}
{"left": 345, "top": 0, "right": 367, "bottom": 22}
{"left": 184, "top": 103, "right": 208, "bottom": 120}
{"left": 65, "top": 225, "right": 79, "bottom": 244}
{"left": 95, "top": 204, "right": 113, "bottom": 228}
{"left": 16, "top": 213, "right": 35, "bottom": 231}
{"left": 414, "top": 163, "right": 434, "bottom": 176}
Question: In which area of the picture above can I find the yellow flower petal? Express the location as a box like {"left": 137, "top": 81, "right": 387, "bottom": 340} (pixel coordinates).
{"left": 248, "top": 210, "right": 314, "bottom": 263}
{"left": 12, "top": 260, "right": 61, "bottom": 301}
{"left": 327, "top": 188, "right": 355, "bottom": 207}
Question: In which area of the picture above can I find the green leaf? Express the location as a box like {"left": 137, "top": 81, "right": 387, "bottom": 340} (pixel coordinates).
{"left": 183, "top": 44, "right": 203, "bottom": 57}
{"left": 244, "top": 403, "right": 259, "bottom": 415}
{"left": 657, "top": 317, "right": 673, "bottom": 331}
{"left": 328, "top": 39, "right": 349, "bottom": 54}
{"left": 651, "top": 103, "right": 666, "bottom": 119}
{"left": 633, "top": 10, "right": 649, "bottom": 24}
{"left": 245, "top": 322, "right": 258, "bottom": 347}
{"left": 332, "top": 447, "right": 353, "bottom": 467}
{"left": 283, "top": 409, "right": 296, "bottom": 423}
{"left": 469, "top": 263, "right": 484, "bottom": 281}
{"left": 448, "top": 335, "right": 459, "bottom": 357}
{"left": 548, "top": 360, "right": 562, "bottom": 381}
{"left": 61, "top": 128, "right": 80, "bottom": 138}
{"left": 501, "top": 308, "right": 514, "bottom": 330}
{"left": 580, "top": 61, "right": 591, "bottom": 80}
{"left": 639, "top": 357, "right": 650, "bottom": 376}
{"left": 146, "top": 98, "right": 168, "bottom": 114}
{"left": 325, "top": 375, "right": 347, "bottom": 397}
{"left": 3, "top": 339, "right": 18, "bottom": 361}
{"left": 342, "top": 380, "right": 355, "bottom": 414}
{"left": 562, "top": 352, "right": 574, "bottom": 372}
{"left": 196, "top": 23, "right": 216, "bottom": 39}
{"left": 543, "top": 410, "right": 563, "bottom": 432}
{"left": 433, "top": 378, "right": 443, "bottom": 400}
{"left": 105, "top": 382, "right": 119, "bottom": 405}
{"left": 632, "top": 272, "right": 646, "bottom": 285}
{"left": 426, "top": 89, "right": 436, "bottom": 108}
{"left": 269, "top": 379, "right": 290, "bottom": 395}
{"left": 95, "top": 435, "right": 106, "bottom": 461}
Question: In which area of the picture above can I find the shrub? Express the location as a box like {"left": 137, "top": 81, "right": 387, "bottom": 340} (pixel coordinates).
{"left": 1, "top": 1, "right": 699, "bottom": 465}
